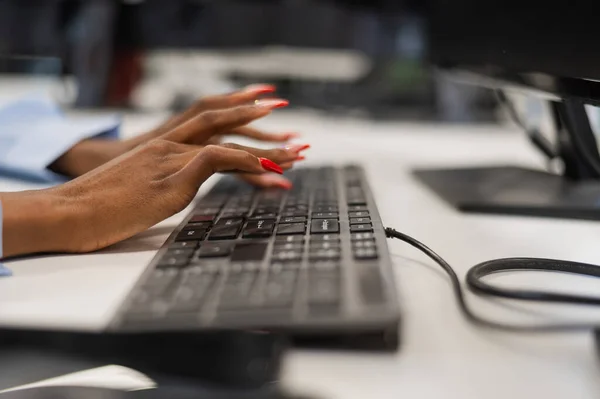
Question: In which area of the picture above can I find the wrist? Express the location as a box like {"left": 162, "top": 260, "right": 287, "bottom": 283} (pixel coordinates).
{"left": 1, "top": 189, "right": 82, "bottom": 257}
{"left": 50, "top": 139, "right": 127, "bottom": 177}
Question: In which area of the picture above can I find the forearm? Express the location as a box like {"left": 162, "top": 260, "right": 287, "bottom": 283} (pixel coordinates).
{"left": 0, "top": 190, "right": 78, "bottom": 258}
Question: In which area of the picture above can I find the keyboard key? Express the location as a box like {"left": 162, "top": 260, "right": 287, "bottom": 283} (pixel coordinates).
{"left": 351, "top": 232, "right": 375, "bottom": 241}
{"left": 198, "top": 242, "right": 235, "bottom": 257}
{"left": 282, "top": 211, "right": 307, "bottom": 217}
{"left": 220, "top": 211, "right": 248, "bottom": 218}
{"left": 274, "top": 243, "right": 304, "bottom": 251}
{"left": 231, "top": 242, "right": 268, "bottom": 262}
{"left": 253, "top": 207, "right": 279, "bottom": 215}
{"left": 190, "top": 214, "right": 216, "bottom": 223}
{"left": 169, "top": 241, "right": 199, "bottom": 249}
{"left": 347, "top": 199, "right": 367, "bottom": 206}
{"left": 166, "top": 248, "right": 195, "bottom": 257}
{"left": 250, "top": 213, "right": 278, "bottom": 220}
{"left": 310, "top": 219, "right": 340, "bottom": 234}
{"left": 242, "top": 220, "right": 275, "bottom": 238}
{"left": 275, "top": 235, "right": 305, "bottom": 244}
{"left": 313, "top": 206, "right": 338, "bottom": 212}
{"left": 309, "top": 249, "right": 341, "bottom": 261}
{"left": 310, "top": 234, "right": 340, "bottom": 242}
{"left": 309, "top": 241, "right": 340, "bottom": 250}
{"left": 209, "top": 218, "right": 243, "bottom": 240}
{"left": 311, "top": 261, "right": 340, "bottom": 271}
{"left": 263, "top": 270, "right": 297, "bottom": 307}
{"left": 353, "top": 247, "right": 378, "bottom": 260}
{"left": 158, "top": 255, "right": 190, "bottom": 268}
{"left": 350, "top": 217, "right": 371, "bottom": 224}
{"left": 183, "top": 222, "right": 212, "bottom": 230}
{"left": 176, "top": 229, "right": 206, "bottom": 241}
{"left": 352, "top": 240, "right": 376, "bottom": 249}
{"left": 348, "top": 211, "right": 369, "bottom": 218}
{"left": 277, "top": 223, "right": 306, "bottom": 235}
{"left": 358, "top": 268, "right": 385, "bottom": 304}
{"left": 350, "top": 223, "right": 373, "bottom": 233}
{"left": 280, "top": 216, "right": 307, "bottom": 224}
{"left": 348, "top": 205, "right": 368, "bottom": 212}
{"left": 218, "top": 272, "right": 258, "bottom": 309}
{"left": 270, "top": 262, "right": 302, "bottom": 271}
{"left": 170, "top": 275, "right": 214, "bottom": 313}
{"left": 308, "top": 272, "right": 340, "bottom": 306}
{"left": 312, "top": 212, "right": 339, "bottom": 219}
{"left": 271, "top": 250, "right": 303, "bottom": 262}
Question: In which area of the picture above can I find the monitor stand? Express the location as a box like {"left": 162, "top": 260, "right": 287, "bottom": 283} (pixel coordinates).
{"left": 413, "top": 98, "right": 600, "bottom": 221}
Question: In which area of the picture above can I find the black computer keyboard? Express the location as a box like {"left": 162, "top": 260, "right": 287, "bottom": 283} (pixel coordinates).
{"left": 111, "top": 165, "right": 400, "bottom": 346}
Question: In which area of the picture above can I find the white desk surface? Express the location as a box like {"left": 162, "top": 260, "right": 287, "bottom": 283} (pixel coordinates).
{"left": 2, "top": 111, "right": 600, "bottom": 399}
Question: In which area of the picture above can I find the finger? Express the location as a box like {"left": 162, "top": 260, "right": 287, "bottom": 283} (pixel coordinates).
{"left": 219, "top": 142, "right": 309, "bottom": 165}
{"left": 154, "top": 84, "right": 277, "bottom": 134}
{"left": 163, "top": 99, "right": 289, "bottom": 144}
{"left": 230, "top": 126, "right": 300, "bottom": 142}
{"left": 238, "top": 173, "right": 293, "bottom": 190}
{"left": 200, "top": 84, "right": 277, "bottom": 110}
{"left": 176, "top": 145, "right": 282, "bottom": 185}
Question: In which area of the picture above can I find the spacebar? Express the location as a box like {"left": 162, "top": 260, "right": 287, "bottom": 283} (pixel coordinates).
{"left": 231, "top": 242, "right": 268, "bottom": 262}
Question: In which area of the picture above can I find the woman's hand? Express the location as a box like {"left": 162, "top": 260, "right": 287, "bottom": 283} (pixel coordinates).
{"left": 50, "top": 85, "right": 305, "bottom": 189}
{"left": 1, "top": 105, "right": 290, "bottom": 258}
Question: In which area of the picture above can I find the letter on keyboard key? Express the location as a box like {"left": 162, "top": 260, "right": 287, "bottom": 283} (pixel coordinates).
{"left": 169, "top": 241, "right": 199, "bottom": 249}
{"left": 275, "top": 235, "right": 305, "bottom": 244}
{"left": 176, "top": 229, "right": 206, "bottom": 241}
{"left": 350, "top": 223, "right": 373, "bottom": 233}
{"left": 276, "top": 223, "right": 306, "bottom": 235}
{"left": 209, "top": 218, "right": 243, "bottom": 240}
{"left": 158, "top": 255, "right": 190, "bottom": 268}
{"left": 198, "top": 242, "right": 235, "bottom": 257}
{"left": 310, "top": 219, "right": 340, "bottom": 234}
{"left": 348, "top": 211, "right": 369, "bottom": 218}
{"left": 311, "top": 212, "right": 339, "bottom": 219}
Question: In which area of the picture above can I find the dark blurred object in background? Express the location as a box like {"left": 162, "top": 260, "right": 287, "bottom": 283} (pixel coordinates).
{"left": 0, "top": 0, "right": 496, "bottom": 122}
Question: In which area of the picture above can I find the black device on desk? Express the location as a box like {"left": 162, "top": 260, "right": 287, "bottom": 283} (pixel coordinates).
{"left": 108, "top": 166, "right": 400, "bottom": 350}
{"left": 415, "top": 0, "right": 600, "bottom": 221}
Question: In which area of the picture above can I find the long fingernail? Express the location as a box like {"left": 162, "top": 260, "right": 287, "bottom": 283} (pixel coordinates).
{"left": 284, "top": 144, "right": 311, "bottom": 153}
{"left": 296, "top": 155, "right": 306, "bottom": 161}
{"left": 259, "top": 158, "right": 284, "bottom": 174}
{"left": 255, "top": 99, "right": 289, "bottom": 110}
{"left": 244, "top": 84, "right": 276, "bottom": 94}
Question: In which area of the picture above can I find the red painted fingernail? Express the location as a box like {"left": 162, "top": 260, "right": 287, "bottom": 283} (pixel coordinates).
{"left": 259, "top": 158, "right": 283, "bottom": 174}
{"left": 285, "top": 144, "right": 311, "bottom": 153}
{"left": 244, "top": 84, "right": 276, "bottom": 94}
{"left": 296, "top": 155, "right": 306, "bottom": 161}
{"left": 255, "top": 99, "right": 289, "bottom": 109}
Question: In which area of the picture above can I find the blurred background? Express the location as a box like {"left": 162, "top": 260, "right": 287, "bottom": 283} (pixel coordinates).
{"left": 0, "top": 0, "right": 499, "bottom": 123}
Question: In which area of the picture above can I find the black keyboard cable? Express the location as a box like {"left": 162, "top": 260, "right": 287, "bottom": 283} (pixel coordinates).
{"left": 384, "top": 227, "right": 600, "bottom": 332}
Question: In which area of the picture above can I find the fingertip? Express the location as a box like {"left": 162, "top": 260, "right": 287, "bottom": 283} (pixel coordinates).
{"left": 255, "top": 99, "right": 289, "bottom": 110}
{"left": 243, "top": 84, "right": 276, "bottom": 95}
{"left": 257, "top": 175, "right": 293, "bottom": 190}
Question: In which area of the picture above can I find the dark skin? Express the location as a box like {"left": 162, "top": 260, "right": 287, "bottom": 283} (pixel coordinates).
{"left": 50, "top": 84, "right": 306, "bottom": 188}
{"left": 1, "top": 88, "right": 310, "bottom": 258}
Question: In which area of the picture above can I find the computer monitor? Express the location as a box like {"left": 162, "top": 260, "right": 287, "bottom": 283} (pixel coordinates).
{"left": 413, "top": 1, "right": 600, "bottom": 220}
